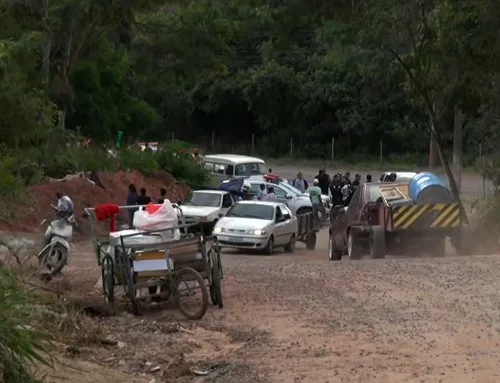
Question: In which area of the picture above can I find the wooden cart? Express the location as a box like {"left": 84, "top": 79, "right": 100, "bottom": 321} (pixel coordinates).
{"left": 85, "top": 205, "right": 224, "bottom": 318}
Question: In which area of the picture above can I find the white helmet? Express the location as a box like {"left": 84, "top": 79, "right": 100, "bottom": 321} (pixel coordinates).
{"left": 242, "top": 181, "right": 251, "bottom": 192}
{"left": 313, "top": 178, "right": 319, "bottom": 185}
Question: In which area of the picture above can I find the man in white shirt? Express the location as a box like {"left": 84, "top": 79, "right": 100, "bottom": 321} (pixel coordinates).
{"left": 263, "top": 186, "right": 278, "bottom": 201}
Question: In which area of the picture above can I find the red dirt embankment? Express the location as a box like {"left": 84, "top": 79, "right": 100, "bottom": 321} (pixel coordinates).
{"left": 0, "top": 171, "right": 190, "bottom": 233}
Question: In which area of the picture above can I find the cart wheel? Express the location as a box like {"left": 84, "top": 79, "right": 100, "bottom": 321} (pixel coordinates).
{"left": 124, "top": 265, "right": 141, "bottom": 316}
{"left": 211, "top": 254, "right": 223, "bottom": 309}
{"left": 174, "top": 267, "right": 209, "bottom": 320}
{"left": 305, "top": 232, "right": 317, "bottom": 250}
{"left": 101, "top": 255, "right": 115, "bottom": 304}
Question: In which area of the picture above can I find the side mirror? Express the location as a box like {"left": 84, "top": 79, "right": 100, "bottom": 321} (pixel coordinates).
{"left": 285, "top": 193, "right": 293, "bottom": 200}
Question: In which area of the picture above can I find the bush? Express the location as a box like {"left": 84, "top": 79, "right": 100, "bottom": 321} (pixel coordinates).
{"left": 0, "top": 268, "right": 52, "bottom": 382}
{"left": 156, "top": 148, "right": 209, "bottom": 189}
{"left": 118, "top": 149, "right": 160, "bottom": 173}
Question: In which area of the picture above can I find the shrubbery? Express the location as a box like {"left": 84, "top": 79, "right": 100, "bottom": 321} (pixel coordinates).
{"left": 0, "top": 133, "right": 209, "bottom": 195}
{"left": 0, "top": 268, "right": 52, "bottom": 382}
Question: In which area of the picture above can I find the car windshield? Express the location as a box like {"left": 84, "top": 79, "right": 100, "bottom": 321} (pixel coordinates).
{"left": 226, "top": 204, "right": 274, "bottom": 220}
{"left": 234, "top": 163, "right": 269, "bottom": 176}
{"left": 185, "top": 192, "right": 221, "bottom": 207}
{"left": 280, "top": 182, "right": 303, "bottom": 195}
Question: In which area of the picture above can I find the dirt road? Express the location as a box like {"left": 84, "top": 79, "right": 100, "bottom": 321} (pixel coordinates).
{"left": 42, "top": 228, "right": 500, "bottom": 383}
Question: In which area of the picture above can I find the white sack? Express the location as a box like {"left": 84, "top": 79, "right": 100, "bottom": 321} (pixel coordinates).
{"left": 133, "top": 200, "right": 178, "bottom": 231}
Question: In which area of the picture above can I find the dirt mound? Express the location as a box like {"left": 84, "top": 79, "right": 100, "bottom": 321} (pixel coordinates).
{"left": 0, "top": 171, "right": 190, "bottom": 234}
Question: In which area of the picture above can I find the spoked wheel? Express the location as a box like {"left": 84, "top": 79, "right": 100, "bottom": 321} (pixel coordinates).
{"left": 123, "top": 261, "right": 141, "bottom": 316}
{"left": 38, "top": 243, "right": 68, "bottom": 276}
{"left": 101, "top": 255, "right": 115, "bottom": 304}
{"left": 174, "top": 267, "right": 209, "bottom": 320}
{"left": 208, "top": 249, "right": 223, "bottom": 308}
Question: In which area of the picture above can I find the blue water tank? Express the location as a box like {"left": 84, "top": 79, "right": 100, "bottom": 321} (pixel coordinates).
{"left": 408, "top": 172, "right": 453, "bottom": 204}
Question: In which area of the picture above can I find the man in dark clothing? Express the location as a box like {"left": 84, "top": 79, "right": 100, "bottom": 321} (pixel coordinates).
{"left": 137, "top": 188, "right": 152, "bottom": 205}
{"left": 366, "top": 174, "right": 372, "bottom": 183}
{"left": 315, "top": 169, "right": 330, "bottom": 195}
{"left": 352, "top": 174, "right": 362, "bottom": 188}
{"left": 344, "top": 172, "right": 351, "bottom": 184}
{"left": 158, "top": 188, "right": 167, "bottom": 204}
{"left": 330, "top": 173, "right": 344, "bottom": 206}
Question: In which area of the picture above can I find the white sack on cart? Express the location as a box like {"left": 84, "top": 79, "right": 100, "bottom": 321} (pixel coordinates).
{"left": 133, "top": 200, "right": 179, "bottom": 235}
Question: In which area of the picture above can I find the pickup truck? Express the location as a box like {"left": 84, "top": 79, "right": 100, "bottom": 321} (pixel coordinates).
{"left": 179, "top": 190, "right": 235, "bottom": 234}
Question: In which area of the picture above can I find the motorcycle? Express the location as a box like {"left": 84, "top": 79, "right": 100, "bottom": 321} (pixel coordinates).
{"left": 37, "top": 205, "right": 76, "bottom": 276}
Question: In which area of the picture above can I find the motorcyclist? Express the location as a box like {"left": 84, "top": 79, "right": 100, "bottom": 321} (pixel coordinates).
{"left": 55, "top": 192, "right": 74, "bottom": 218}
{"left": 241, "top": 182, "right": 254, "bottom": 200}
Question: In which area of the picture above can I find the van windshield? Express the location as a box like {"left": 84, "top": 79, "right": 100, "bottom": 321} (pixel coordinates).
{"left": 235, "top": 163, "right": 268, "bottom": 176}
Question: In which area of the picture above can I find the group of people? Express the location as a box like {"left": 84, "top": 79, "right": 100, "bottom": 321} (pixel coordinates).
{"left": 293, "top": 169, "right": 373, "bottom": 206}
{"left": 240, "top": 182, "right": 278, "bottom": 202}
{"left": 126, "top": 184, "right": 167, "bottom": 227}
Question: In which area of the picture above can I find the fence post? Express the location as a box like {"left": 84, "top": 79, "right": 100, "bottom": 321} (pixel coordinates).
{"left": 290, "top": 137, "right": 293, "bottom": 158}
{"left": 379, "top": 140, "right": 383, "bottom": 163}
{"left": 171, "top": 131, "right": 175, "bottom": 141}
{"left": 251, "top": 133, "right": 255, "bottom": 152}
{"left": 480, "top": 144, "right": 486, "bottom": 197}
{"left": 211, "top": 130, "right": 215, "bottom": 150}
{"left": 331, "top": 137, "right": 335, "bottom": 162}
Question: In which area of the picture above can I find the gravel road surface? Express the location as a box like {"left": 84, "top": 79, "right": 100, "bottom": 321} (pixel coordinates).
{"left": 54, "top": 227, "right": 500, "bottom": 383}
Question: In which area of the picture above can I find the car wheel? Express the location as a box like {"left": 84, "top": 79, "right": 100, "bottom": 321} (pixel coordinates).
{"left": 347, "top": 229, "right": 362, "bottom": 260}
{"left": 285, "top": 234, "right": 296, "bottom": 253}
{"left": 265, "top": 236, "right": 274, "bottom": 256}
{"left": 328, "top": 232, "right": 342, "bottom": 261}
{"left": 369, "top": 226, "right": 386, "bottom": 259}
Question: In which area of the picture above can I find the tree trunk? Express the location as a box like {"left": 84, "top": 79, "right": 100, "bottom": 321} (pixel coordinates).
{"left": 41, "top": 36, "right": 51, "bottom": 87}
{"left": 429, "top": 132, "right": 439, "bottom": 168}
{"left": 453, "top": 108, "right": 464, "bottom": 195}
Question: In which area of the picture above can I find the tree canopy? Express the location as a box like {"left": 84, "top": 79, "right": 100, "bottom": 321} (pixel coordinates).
{"left": 1, "top": 0, "right": 499, "bottom": 161}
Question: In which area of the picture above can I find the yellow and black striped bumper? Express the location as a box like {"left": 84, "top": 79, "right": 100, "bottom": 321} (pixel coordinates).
{"left": 392, "top": 203, "right": 461, "bottom": 230}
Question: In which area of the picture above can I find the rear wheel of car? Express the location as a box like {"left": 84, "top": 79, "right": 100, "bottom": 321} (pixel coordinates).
{"left": 328, "top": 232, "right": 342, "bottom": 261}
{"left": 347, "top": 229, "right": 363, "bottom": 260}
{"left": 265, "top": 236, "right": 274, "bottom": 256}
{"left": 305, "top": 231, "right": 317, "bottom": 250}
{"left": 285, "top": 234, "right": 296, "bottom": 253}
{"left": 369, "top": 226, "right": 386, "bottom": 259}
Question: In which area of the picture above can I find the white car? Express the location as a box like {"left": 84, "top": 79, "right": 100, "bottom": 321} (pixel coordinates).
{"left": 179, "top": 190, "right": 235, "bottom": 232}
{"left": 246, "top": 176, "right": 314, "bottom": 216}
{"left": 213, "top": 201, "right": 298, "bottom": 255}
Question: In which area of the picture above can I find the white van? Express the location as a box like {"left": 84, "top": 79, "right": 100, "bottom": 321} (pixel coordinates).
{"left": 202, "top": 154, "right": 269, "bottom": 183}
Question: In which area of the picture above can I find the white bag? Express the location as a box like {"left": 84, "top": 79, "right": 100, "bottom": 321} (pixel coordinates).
{"left": 133, "top": 200, "right": 178, "bottom": 231}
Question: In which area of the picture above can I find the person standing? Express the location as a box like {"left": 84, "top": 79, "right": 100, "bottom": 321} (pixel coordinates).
{"left": 257, "top": 183, "right": 267, "bottom": 200}
{"left": 126, "top": 184, "right": 138, "bottom": 228}
{"left": 158, "top": 188, "right": 167, "bottom": 204}
{"left": 137, "top": 188, "right": 152, "bottom": 205}
{"left": 330, "top": 173, "right": 344, "bottom": 206}
{"left": 366, "top": 174, "right": 372, "bottom": 183}
{"left": 292, "top": 172, "right": 308, "bottom": 192}
{"left": 263, "top": 186, "right": 278, "bottom": 201}
{"left": 309, "top": 179, "right": 325, "bottom": 225}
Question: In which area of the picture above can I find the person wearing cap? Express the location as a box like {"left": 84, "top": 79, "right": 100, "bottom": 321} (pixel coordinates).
{"left": 309, "top": 179, "right": 325, "bottom": 226}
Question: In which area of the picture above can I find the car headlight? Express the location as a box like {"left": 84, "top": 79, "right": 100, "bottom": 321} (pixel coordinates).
{"left": 214, "top": 227, "right": 223, "bottom": 234}
{"left": 253, "top": 229, "right": 266, "bottom": 235}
